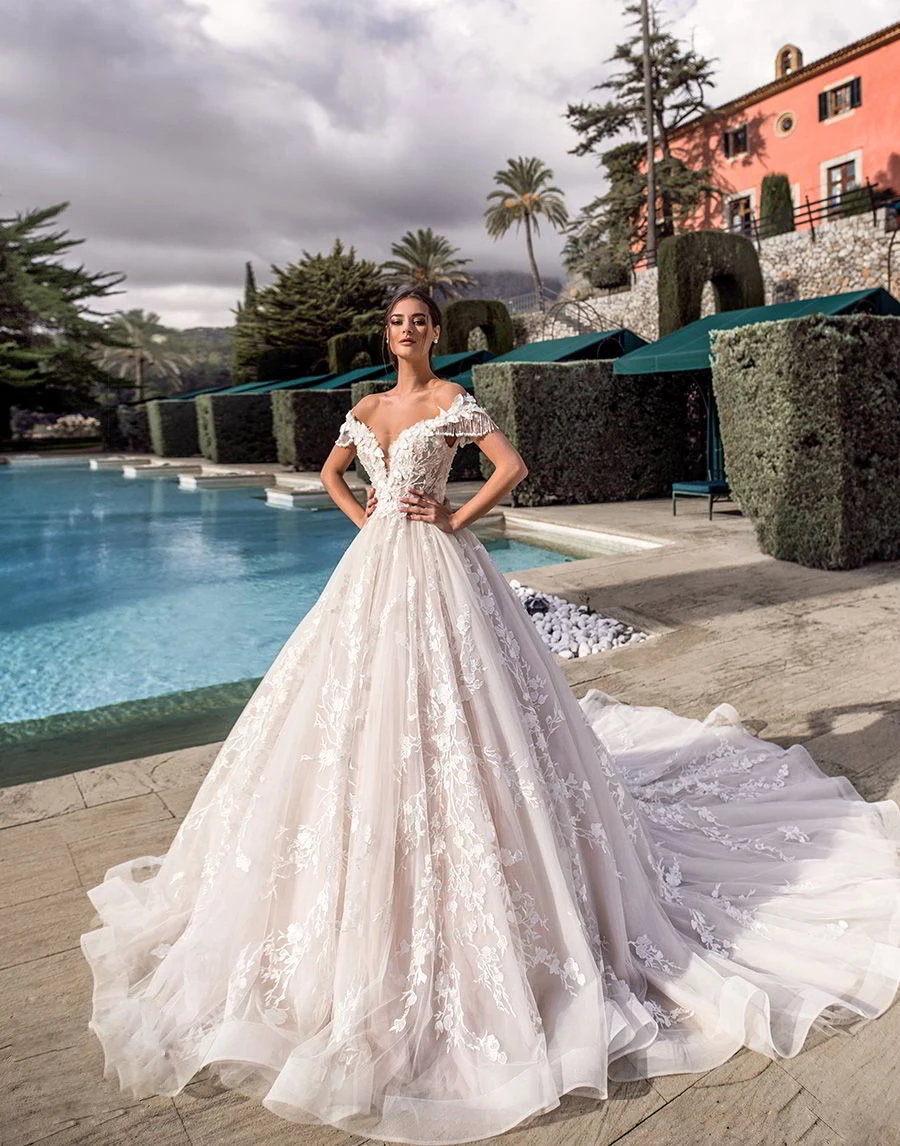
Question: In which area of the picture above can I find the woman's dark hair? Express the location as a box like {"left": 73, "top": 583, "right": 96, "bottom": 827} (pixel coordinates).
{"left": 382, "top": 286, "right": 443, "bottom": 369}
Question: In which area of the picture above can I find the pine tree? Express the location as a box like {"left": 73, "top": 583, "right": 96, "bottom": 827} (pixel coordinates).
{"left": 257, "top": 240, "right": 387, "bottom": 378}
{"left": 564, "top": 2, "right": 718, "bottom": 269}
{"left": 231, "top": 261, "right": 265, "bottom": 385}
{"left": 0, "top": 201, "right": 123, "bottom": 436}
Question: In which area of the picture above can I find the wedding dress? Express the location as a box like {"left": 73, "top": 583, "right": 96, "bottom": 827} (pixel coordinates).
{"left": 81, "top": 391, "right": 900, "bottom": 1145}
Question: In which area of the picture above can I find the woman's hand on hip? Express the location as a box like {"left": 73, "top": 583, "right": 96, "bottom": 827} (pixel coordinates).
{"left": 362, "top": 487, "right": 378, "bottom": 524}
{"left": 398, "top": 488, "right": 455, "bottom": 533}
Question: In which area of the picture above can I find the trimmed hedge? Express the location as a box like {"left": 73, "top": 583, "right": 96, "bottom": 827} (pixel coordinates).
{"left": 472, "top": 360, "right": 687, "bottom": 506}
{"left": 327, "top": 331, "right": 384, "bottom": 375}
{"left": 147, "top": 399, "right": 200, "bottom": 457}
{"left": 272, "top": 389, "right": 350, "bottom": 469}
{"left": 759, "top": 173, "right": 795, "bottom": 236}
{"left": 347, "top": 380, "right": 483, "bottom": 484}
{"left": 436, "top": 299, "right": 514, "bottom": 356}
{"left": 195, "top": 393, "right": 278, "bottom": 463}
{"left": 711, "top": 313, "right": 900, "bottom": 569}
{"left": 657, "top": 231, "right": 765, "bottom": 337}
{"left": 116, "top": 404, "right": 151, "bottom": 452}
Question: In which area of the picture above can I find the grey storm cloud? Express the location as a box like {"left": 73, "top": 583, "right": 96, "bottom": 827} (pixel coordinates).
{"left": 1, "top": 0, "right": 895, "bottom": 325}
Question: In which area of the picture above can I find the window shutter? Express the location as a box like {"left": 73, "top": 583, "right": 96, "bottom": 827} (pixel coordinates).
{"left": 850, "top": 77, "right": 862, "bottom": 107}
{"left": 722, "top": 132, "right": 731, "bottom": 158}
{"left": 818, "top": 91, "right": 829, "bottom": 120}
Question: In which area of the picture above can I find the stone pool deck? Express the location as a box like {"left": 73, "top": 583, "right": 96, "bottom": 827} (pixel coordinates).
{"left": 2, "top": 497, "right": 899, "bottom": 1146}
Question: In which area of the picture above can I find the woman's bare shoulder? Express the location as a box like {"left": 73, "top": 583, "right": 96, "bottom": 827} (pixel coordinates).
{"left": 351, "top": 393, "right": 381, "bottom": 421}
{"left": 432, "top": 380, "right": 468, "bottom": 408}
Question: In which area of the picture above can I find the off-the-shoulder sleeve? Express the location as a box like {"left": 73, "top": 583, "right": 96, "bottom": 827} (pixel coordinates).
{"left": 334, "top": 412, "right": 355, "bottom": 448}
{"left": 439, "top": 394, "right": 500, "bottom": 444}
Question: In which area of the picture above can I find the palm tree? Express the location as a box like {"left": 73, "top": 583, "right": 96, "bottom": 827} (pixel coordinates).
{"left": 381, "top": 227, "right": 477, "bottom": 298}
{"left": 484, "top": 157, "right": 568, "bottom": 304}
{"left": 97, "top": 309, "right": 190, "bottom": 401}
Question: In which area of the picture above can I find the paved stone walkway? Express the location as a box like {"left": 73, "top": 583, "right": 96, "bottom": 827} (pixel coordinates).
{"left": 2, "top": 498, "right": 899, "bottom": 1146}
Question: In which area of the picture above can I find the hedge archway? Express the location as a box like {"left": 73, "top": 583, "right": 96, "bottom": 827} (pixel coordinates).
{"left": 436, "top": 299, "right": 514, "bottom": 356}
{"left": 657, "top": 231, "right": 765, "bottom": 336}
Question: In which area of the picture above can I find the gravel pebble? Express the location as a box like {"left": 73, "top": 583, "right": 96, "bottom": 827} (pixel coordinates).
{"left": 509, "top": 580, "right": 648, "bottom": 659}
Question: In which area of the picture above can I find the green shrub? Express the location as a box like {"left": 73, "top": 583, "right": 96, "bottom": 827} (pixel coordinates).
{"left": 711, "top": 313, "right": 900, "bottom": 569}
{"left": 147, "top": 399, "right": 200, "bottom": 457}
{"left": 472, "top": 360, "right": 687, "bottom": 506}
{"left": 272, "top": 389, "right": 349, "bottom": 469}
{"left": 347, "top": 380, "right": 483, "bottom": 483}
{"left": 437, "top": 299, "right": 514, "bottom": 356}
{"left": 759, "top": 173, "right": 795, "bottom": 236}
{"left": 115, "top": 404, "right": 151, "bottom": 452}
{"left": 195, "top": 393, "right": 277, "bottom": 463}
{"left": 657, "top": 231, "right": 765, "bottom": 337}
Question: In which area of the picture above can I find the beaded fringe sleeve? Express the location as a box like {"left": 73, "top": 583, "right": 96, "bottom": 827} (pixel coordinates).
{"left": 334, "top": 392, "right": 499, "bottom": 450}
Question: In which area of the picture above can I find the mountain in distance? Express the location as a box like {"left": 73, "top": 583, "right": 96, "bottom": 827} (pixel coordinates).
{"left": 447, "top": 269, "right": 563, "bottom": 302}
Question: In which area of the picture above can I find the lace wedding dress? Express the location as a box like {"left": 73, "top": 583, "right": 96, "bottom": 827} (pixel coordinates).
{"left": 81, "top": 391, "right": 900, "bottom": 1144}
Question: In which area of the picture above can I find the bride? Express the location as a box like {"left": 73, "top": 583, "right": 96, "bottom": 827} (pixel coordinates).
{"left": 80, "top": 286, "right": 900, "bottom": 1145}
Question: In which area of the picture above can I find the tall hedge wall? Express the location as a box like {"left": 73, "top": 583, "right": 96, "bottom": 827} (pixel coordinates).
{"left": 147, "top": 399, "right": 200, "bottom": 457}
{"left": 116, "top": 404, "right": 151, "bottom": 452}
{"left": 711, "top": 314, "right": 900, "bottom": 569}
{"left": 195, "top": 393, "right": 278, "bottom": 463}
{"left": 472, "top": 360, "right": 687, "bottom": 506}
{"left": 436, "top": 299, "right": 514, "bottom": 356}
{"left": 272, "top": 389, "right": 350, "bottom": 469}
{"left": 657, "top": 231, "right": 765, "bottom": 337}
{"left": 347, "top": 380, "right": 483, "bottom": 483}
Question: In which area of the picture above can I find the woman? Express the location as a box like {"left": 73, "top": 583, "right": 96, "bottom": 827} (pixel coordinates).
{"left": 81, "top": 286, "right": 900, "bottom": 1145}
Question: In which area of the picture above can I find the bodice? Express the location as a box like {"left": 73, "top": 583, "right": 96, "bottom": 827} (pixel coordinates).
{"left": 334, "top": 392, "right": 499, "bottom": 519}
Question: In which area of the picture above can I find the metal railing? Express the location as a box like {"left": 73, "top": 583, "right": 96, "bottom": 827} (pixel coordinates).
{"left": 502, "top": 285, "right": 560, "bottom": 315}
{"left": 727, "top": 179, "right": 880, "bottom": 246}
{"left": 622, "top": 180, "right": 884, "bottom": 271}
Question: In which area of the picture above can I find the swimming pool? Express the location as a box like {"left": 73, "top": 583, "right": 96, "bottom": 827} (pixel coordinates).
{"left": 0, "top": 461, "right": 575, "bottom": 730}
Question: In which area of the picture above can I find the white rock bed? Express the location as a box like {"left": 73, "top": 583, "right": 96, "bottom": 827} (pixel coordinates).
{"left": 509, "top": 580, "right": 648, "bottom": 659}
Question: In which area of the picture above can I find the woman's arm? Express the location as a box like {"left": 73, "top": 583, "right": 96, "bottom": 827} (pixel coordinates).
{"left": 320, "top": 443, "right": 373, "bottom": 529}
{"left": 398, "top": 428, "right": 527, "bottom": 533}
{"left": 448, "top": 429, "right": 527, "bottom": 532}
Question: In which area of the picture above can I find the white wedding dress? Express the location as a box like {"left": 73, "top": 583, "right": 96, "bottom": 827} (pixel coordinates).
{"left": 81, "top": 392, "right": 900, "bottom": 1144}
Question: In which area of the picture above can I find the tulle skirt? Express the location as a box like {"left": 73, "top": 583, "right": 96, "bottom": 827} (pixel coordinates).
{"left": 80, "top": 513, "right": 900, "bottom": 1144}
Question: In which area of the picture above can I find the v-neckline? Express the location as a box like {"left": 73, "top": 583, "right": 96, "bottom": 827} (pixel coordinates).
{"left": 350, "top": 392, "right": 465, "bottom": 474}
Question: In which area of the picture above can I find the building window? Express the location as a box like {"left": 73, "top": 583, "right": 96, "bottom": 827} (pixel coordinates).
{"left": 775, "top": 112, "right": 796, "bottom": 137}
{"left": 722, "top": 125, "right": 748, "bottom": 158}
{"left": 727, "top": 196, "right": 754, "bottom": 236}
{"left": 819, "top": 78, "right": 861, "bottom": 120}
{"left": 826, "top": 159, "right": 857, "bottom": 204}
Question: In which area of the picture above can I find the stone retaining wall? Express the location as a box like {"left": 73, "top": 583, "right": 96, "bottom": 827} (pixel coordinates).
{"left": 521, "top": 209, "right": 898, "bottom": 345}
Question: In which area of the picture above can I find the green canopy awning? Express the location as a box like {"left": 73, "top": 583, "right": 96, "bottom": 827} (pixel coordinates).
{"left": 309, "top": 350, "right": 495, "bottom": 391}
{"left": 309, "top": 363, "right": 394, "bottom": 391}
{"left": 614, "top": 288, "right": 900, "bottom": 376}
{"left": 491, "top": 329, "right": 647, "bottom": 364}
{"left": 167, "top": 383, "right": 236, "bottom": 401}
{"left": 238, "top": 373, "right": 334, "bottom": 393}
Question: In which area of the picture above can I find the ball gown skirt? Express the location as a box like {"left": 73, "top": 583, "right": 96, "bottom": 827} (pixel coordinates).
{"left": 80, "top": 393, "right": 900, "bottom": 1144}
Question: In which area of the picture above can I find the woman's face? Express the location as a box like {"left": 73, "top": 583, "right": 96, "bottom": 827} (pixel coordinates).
{"left": 386, "top": 298, "right": 440, "bottom": 366}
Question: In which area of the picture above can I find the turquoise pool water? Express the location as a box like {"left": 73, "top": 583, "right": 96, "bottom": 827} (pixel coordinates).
{"left": 0, "top": 461, "right": 573, "bottom": 727}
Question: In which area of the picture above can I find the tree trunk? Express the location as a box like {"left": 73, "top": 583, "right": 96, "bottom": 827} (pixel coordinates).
{"left": 524, "top": 215, "right": 544, "bottom": 308}
{"left": 136, "top": 353, "right": 145, "bottom": 403}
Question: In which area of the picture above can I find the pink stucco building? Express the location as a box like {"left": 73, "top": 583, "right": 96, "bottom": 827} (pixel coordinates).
{"left": 670, "top": 20, "right": 900, "bottom": 235}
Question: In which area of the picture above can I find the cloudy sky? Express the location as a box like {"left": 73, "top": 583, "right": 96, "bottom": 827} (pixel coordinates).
{"left": 2, "top": 0, "right": 896, "bottom": 328}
